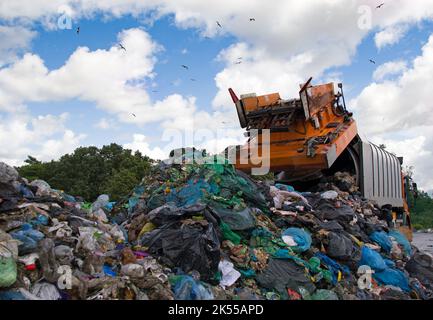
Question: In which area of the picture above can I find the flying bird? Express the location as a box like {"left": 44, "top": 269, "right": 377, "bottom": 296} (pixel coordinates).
{"left": 190, "top": 78, "right": 196, "bottom": 81}
{"left": 216, "top": 21, "right": 222, "bottom": 28}
{"left": 369, "top": 59, "right": 376, "bottom": 64}
{"left": 118, "top": 43, "right": 126, "bottom": 51}
{"left": 376, "top": 3, "right": 385, "bottom": 9}
{"left": 76, "top": 27, "right": 80, "bottom": 35}
{"left": 181, "top": 65, "right": 189, "bottom": 70}
{"left": 234, "top": 61, "right": 242, "bottom": 65}
{"left": 237, "top": 57, "right": 243, "bottom": 60}
{"left": 249, "top": 18, "right": 256, "bottom": 21}
{"left": 131, "top": 113, "right": 136, "bottom": 117}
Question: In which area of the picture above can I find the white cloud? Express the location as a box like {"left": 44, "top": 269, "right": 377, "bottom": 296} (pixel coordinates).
{"left": 369, "top": 131, "right": 433, "bottom": 191}
{"left": 373, "top": 60, "right": 408, "bottom": 82}
{"left": 351, "top": 34, "right": 433, "bottom": 190}
{"left": 3, "top": 1, "right": 433, "bottom": 115}
{"left": 0, "top": 25, "right": 36, "bottom": 67}
{"left": 0, "top": 27, "right": 234, "bottom": 130}
{"left": 2, "top": 1, "right": 433, "bottom": 72}
{"left": 0, "top": 25, "right": 243, "bottom": 164}
{"left": 370, "top": 135, "right": 430, "bottom": 167}
{"left": 0, "top": 28, "right": 160, "bottom": 119}
{"left": 196, "top": 133, "right": 246, "bottom": 155}
{"left": 374, "top": 25, "right": 408, "bottom": 49}
{"left": 351, "top": 34, "right": 433, "bottom": 135}
{"left": 0, "top": 112, "right": 85, "bottom": 166}
{"left": 31, "top": 112, "right": 69, "bottom": 135}
{"left": 213, "top": 42, "right": 312, "bottom": 110}
{"left": 95, "top": 118, "right": 113, "bottom": 130}
{"left": 124, "top": 134, "right": 167, "bottom": 160}
{"left": 124, "top": 128, "right": 246, "bottom": 160}
{"left": 38, "top": 129, "right": 86, "bottom": 161}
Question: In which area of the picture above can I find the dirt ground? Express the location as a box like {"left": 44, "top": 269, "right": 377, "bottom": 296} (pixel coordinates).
{"left": 413, "top": 232, "right": 433, "bottom": 256}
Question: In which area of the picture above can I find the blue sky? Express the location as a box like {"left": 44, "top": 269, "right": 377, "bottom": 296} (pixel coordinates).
{"left": 1, "top": 1, "right": 433, "bottom": 191}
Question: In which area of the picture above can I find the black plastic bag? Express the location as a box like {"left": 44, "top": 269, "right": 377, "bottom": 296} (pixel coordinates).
{"left": 319, "top": 220, "right": 344, "bottom": 232}
{"left": 209, "top": 205, "right": 255, "bottom": 231}
{"left": 326, "top": 232, "right": 354, "bottom": 260}
{"left": 0, "top": 182, "right": 21, "bottom": 212}
{"left": 256, "top": 258, "right": 315, "bottom": 298}
{"left": 140, "top": 221, "right": 220, "bottom": 281}
{"left": 147, "top": 203, "right": 206, "bottom": 226}
{"left": 315, "top": 202, "right": 355, "bottom": 222}
{"left": 405, "top": 252, "right": 433, "bottom": 289}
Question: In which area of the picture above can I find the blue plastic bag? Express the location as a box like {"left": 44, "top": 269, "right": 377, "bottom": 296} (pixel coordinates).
{"left": 31, "top": 215, "right": 49, "bottom": 226}
{"left": 359, "top": 246, "right": 387, "bottom": 271}
{"left": 384, "top": 259, "right": 396, "bottom": 268}
{"left": 61, "top": 192, "right": 76, "bottom": 203}
{"left": 127, "top": 186, "right": 145, "bottom": 214}
{"left": 167, "top": 178, "right": 219, "bottom": 207}
{"left": 50, "top": 189, "right": 76, "bottom": 202}
{"left": 275, "top": 183, "right": 295, "bottom": 192}
{"left": 359, "top": 246, "right": 410, "bottom": 291}
{"left": 239, "top": 269, "right": 256, "bottom": 278}
{"left": 315, "top": 252, "right": 351, "bottom": 276}
{"left": 374, "top": 268, "right": 410, "bottom": 292}
{"left": 282, "top": 228, "right": 312, "bottom": 253}
{"left": 105, "top": 202, "right": 116, "bottom": 211}
{"left": 103, "top": 265, "right": 117, "bottom": 277}
{"left": 172, "top": 275, "right": 214, "bottom": 300}
{"left": 10, "top": 224, "right": 45, "bottom": 254}
{"left": 274, "top": 249, "right": 308, "bottom": 266}
{"left": 0, "top": 290, "right": 27, "bottom": 300}
{"left": 369, "top": 231, "right": 393, "bottom": 253}
{"left": 388, "top": 230, "right": 412, "bottom": 256}
{"left": 19, "top": 184, "right": 34, "bottom": 198}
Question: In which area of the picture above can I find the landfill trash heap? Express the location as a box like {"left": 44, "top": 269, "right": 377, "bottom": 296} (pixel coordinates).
{"left": 1, "top": 156, "right": 433, "bottom": 300}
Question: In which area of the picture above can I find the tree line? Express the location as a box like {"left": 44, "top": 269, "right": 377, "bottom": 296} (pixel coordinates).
{"left": 17, "top": 143, "right": 154, "bottom": 202}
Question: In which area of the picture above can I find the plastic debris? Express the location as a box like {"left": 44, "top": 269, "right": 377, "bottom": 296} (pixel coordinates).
{"left": 218, "top": 260, "right": 241, "bottom": 288}
{"left": 370, "top": 231, "right": 393, "bottom": 254}
{"left": 171, "top": 275, "right": 214, "bottom": 300}
{"left": 281, "top": 228, "right": 312, "bottom": 253}
{"left": 0, "top": 157, "right": 430, "bottom": 300}
{"left": 321, "top": 190, "right": 339, "bottom": 200}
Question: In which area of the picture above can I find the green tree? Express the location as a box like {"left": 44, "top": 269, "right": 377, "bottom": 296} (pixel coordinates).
{"left": 409, "top": 190, "right": 433, "bottom": 229}
{"left": 24, "top": 156, "right": 41, "bottom": 165}
{"left": 17, "top": 144, "right": 154, "bottom": 201}
{"left": 18, "top": 156, "right": 56, "bottom": 182}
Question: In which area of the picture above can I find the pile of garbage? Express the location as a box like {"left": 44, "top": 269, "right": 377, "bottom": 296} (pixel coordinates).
{"left": 1, "top": 155, "right": 433, "bottom": 300}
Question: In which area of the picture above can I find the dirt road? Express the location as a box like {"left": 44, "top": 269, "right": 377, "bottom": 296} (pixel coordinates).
{"left": 413, "top": 232, "right": 433, "bottom": 255}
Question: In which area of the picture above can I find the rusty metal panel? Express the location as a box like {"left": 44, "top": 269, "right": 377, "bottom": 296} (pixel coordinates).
{"left": 242, "top": 96, "right": 259, "bottom": 113}
{"left": 360, "top": 137, "right": 404, "bottom": 207}
{"left": 305, "top": 83, "right": 335, "bottom": 118}
{"left": 241, "top": 93, "right": 281, "bottom": 114}
{"left": 257, "top": 93, "right": 280, "bottom": 107}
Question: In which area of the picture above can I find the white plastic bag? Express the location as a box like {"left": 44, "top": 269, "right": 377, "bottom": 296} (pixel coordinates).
{"left": 218, "top": 260, "right": 241, "bottom": 288}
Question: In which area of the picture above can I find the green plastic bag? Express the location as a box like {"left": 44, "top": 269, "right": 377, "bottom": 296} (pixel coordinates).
{"left": 311, "top": 289, "right": 339, "bottom": 300}
{"left": 0, "top": 256, "right": 17, "bottom": 288}
{"left": 307, "top": 257, "right": 334, "bottom": 284}
{"left": 220, "top": 222, "right": 242, "bottom": 245}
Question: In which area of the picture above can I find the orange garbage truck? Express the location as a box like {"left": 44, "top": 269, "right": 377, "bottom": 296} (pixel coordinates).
{"left": 228, "top": 77, "right": 413, "bottom": 240}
